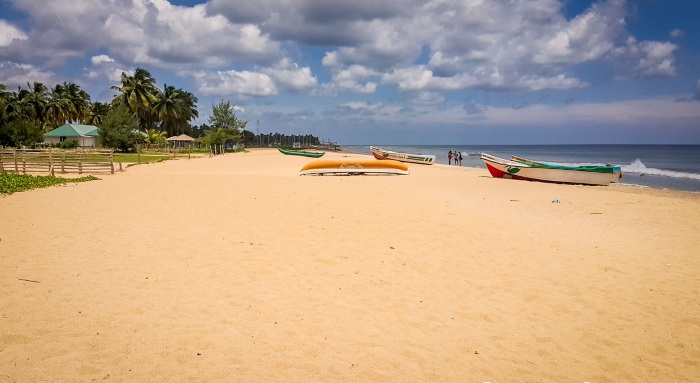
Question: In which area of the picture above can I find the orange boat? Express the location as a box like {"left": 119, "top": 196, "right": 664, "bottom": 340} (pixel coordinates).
{"left": 299, "top": 159, "right": 410, "bottom": 176}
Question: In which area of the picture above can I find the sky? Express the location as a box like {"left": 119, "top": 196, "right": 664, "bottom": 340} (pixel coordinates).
{"left": 0, "top": 0, "right": 699, "bottom": 145}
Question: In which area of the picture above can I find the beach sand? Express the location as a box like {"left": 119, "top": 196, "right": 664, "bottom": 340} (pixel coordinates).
{"left": 1, "top": 148, "right": 699, "bottom": 382}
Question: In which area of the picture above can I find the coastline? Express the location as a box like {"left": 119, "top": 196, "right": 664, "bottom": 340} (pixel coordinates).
{"left": 2, "top": 148, "right": 699, "bottom": 382}
{"left": 341, "top": 144, "right": 700, "bottom": 193}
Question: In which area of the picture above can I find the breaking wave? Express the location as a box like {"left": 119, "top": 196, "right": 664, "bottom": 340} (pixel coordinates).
{"left": 622, "top": 159, "right": 700, "bottom": 180}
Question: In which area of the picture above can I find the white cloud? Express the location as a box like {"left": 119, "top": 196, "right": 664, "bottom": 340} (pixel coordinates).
{"left": 0, "top": 62, "right": 54, "bottom": 87}
{"left": 670, "top": 29, "right": 684, "bottom": 38}
{"left": 193, "top": 58, "right": 317, "bottom": 97}
{"left": 6, "top": 0, "right": 281, "bottom": 69}
{"left": 382, "top": 65, "right": 586, "bottom": 92}
{"left": 481, "top": 98, "right": 700, "bottom": 126}
{"left": 611, "top": 38, "right": 677, "bottom": 78}
{"left": 194, "top": 70, "right": 277, "bottom": 97}
{"left": 263, "top": 59, "right": 317, "bottom": 92}
{"left": 411, "top": 91, "right": 444, "bottom": 106}
{"left": 91, "top": 55, "right": 114, "bottom": 65}
{"left": 0, "top": 20, "right": 27, "bottom": 46}
{"left": 321, "top": 65, "right": 378, "bottom": 94}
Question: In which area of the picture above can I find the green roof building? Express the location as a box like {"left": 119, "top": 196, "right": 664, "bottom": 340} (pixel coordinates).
{"left": 44, "top": 124, "right": 99, "bottom": 147}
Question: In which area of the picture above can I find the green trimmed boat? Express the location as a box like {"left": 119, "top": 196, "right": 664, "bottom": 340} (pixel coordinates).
{"left": 278, "top": 147, "right": 325, "bottom": 158}
{"left": 512, "top": 155, "right": 623, "bottom": 182}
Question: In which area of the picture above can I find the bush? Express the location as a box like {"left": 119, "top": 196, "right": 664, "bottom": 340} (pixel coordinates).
{"left": 98, "top": 106, "right": 141, "bottom": 152}
{"left": 0, "top": 173, "right": 98, "bottom": 194}
{"left": 58, "top": 139, "right": 79, "bottom": 149}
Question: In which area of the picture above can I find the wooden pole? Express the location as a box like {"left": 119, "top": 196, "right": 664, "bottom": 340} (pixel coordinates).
{"left": 49, "top": 148, "right": 54, "bottom": 176}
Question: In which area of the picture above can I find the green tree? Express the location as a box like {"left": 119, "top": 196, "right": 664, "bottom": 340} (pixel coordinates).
{"left": 85, "top": 102, "right": 110, "bottom": 126}
{"left": 0, "top": 83, "right": 7, "bottom": 134}
{"left": 209, "top": 100, "right": 247, "bottom": 132}
{"left": 203, "top": 100, "right": 247, "bottom": 149}
{"left": 111, "top": 68, "right": 159, "bottom": 131}
{"left": 199, "top": 127, "right": 237, "bottom": 148}
{"left": 0, "top": 118, "right": 44, "bottom": 147}
{"left": 14, "top": 82, "right": 49, "bottom": 129}
{"left": 58, "top": 82, "right": 91, "bottom": 123}
{"left": 152, "top": 84, "right": 199, "bottom": 136}
{"left": 144, "top": 128, "right": 167, "bottom": 148}
{"left": 240, "top": 129, "right": 256, "bottom": 146}
{"left": 1, "top": 85, "right": 46, "bottom": 146}
{"left": 97, "top": 106, "right": 141, "bottom": 152}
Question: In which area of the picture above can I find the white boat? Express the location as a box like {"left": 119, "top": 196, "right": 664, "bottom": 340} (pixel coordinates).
{"left": 370, "top": 146, "right": 436, "bottom": 165}
{"left": 511, "top": 155, "right": 623, "bottom": 182}
{"left": 481, "top": 153, "right": 619, "bottom": 186}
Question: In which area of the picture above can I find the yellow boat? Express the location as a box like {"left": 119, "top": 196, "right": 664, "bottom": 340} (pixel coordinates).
{"left": 299, "top": 159, "right": 410, "bottom": 176}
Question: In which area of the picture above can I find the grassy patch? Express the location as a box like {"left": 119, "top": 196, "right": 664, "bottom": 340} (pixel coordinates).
{"left": 112, "top": 153, "right": 171, "bottom": 163}
{"left": 0, "top": 173, "right": 99, "bottom": 195}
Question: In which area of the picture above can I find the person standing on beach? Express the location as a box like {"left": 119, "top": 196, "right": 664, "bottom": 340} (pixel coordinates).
{"left": 448, "top": 150, "right": 453, "bottom": 165}
{"left": 458, "top": 152, "right": 463, "bottom": 166}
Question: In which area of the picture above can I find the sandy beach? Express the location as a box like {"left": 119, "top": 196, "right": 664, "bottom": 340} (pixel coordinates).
{"left": 1, "top": 148, "right": 699, "bottom": 382}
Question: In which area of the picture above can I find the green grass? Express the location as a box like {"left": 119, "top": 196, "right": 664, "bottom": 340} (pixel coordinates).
{"left": 0, "top": 173, "right": 99, "bottom": 195}
{"left": 112, "top": 152, "right": 203, "bottom": 163}
{"left": 112, "top": 153, "right": 171, "bottom": 163}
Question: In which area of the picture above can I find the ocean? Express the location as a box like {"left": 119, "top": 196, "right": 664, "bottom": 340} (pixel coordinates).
{"left": 341, "top": 145, "right": 700, "bottom": 193}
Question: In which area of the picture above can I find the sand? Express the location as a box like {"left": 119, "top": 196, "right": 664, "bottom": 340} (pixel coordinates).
{"left": 1, "top": 148, "right": 699, "bottom": 382}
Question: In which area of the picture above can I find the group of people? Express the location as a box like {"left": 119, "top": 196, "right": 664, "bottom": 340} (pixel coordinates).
{"left": 447, "top": 150, "right": 463, "bottom": 166}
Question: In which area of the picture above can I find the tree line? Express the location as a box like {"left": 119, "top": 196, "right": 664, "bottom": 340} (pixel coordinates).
{"left": 0, "top": 67, "right": 251, "bottom": 151}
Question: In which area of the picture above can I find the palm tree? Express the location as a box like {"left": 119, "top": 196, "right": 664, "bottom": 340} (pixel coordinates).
{"left": 152, "top": 84, "right": 199, "bottom": 136}
{"left": 152, "top": 84, "right": 185, "bottom": 136}
{"left": 85, "top": 102, "right": 110, "bottom": 126}
{"left": 0, "top": 83, "right": 7, "bottom": 121}
{"left": 18, "top": 82, "right": 50, "bottom": 128}
{"left": 60, "top": 82, "right": 91, "bottom": 123}
{"left": 144, "top": 128, "right": 167, "bottom": 148}
{"left": 44, "top": 89, "right": 69, "bottom": 128}
{"left": 111, "top": 67, "right": 158, "bottom": 131}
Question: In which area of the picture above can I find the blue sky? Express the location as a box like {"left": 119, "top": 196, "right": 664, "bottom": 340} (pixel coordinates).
{"left": 1, "top": 0, "right": 699, "bottom": 145}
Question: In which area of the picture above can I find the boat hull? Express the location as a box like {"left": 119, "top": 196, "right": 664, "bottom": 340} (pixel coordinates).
{"left": 300, "top": 159, "right": 410, "bottom": 176}
{"left": 278, "top": 147, "right": 325, "bottom": 158}
{"left": 481, "top": 153, "right": 616, "bottom": 185}
{"left": 511, "top": 155, "right": 623, "bottom": 182}
{"left": 370, "top": 146, "right": 435, "bottom": 165}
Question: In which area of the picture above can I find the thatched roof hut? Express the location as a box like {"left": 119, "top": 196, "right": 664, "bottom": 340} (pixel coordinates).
{"left": 166, "top": 134, "right": 197, "bottom": 148}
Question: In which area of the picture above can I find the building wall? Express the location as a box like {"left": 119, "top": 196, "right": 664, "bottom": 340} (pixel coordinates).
{"left": 44, "top": 136, "right": 97, "bottom": 147}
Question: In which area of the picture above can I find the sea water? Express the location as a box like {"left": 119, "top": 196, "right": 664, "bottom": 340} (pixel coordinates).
{"left": 342, "top": 145, "right": 700, "bottom": 193}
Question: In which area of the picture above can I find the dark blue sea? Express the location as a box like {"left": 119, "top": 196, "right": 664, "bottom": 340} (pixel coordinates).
{"left": 341, "top": 145, "right": 700, "bottom": 193}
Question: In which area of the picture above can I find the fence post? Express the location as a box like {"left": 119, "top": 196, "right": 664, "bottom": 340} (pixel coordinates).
{"left": 49, "top": 148, "right": 54, "bottom": 176}
{"left": 78, "top": 150, "right": 83, "bottom": 174}
{"left": 14, "top": 148, "right": 19, "bottom": 173}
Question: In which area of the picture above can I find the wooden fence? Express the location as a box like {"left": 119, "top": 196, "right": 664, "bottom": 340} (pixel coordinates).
{"left": 0, "top": 148, "right": 115, "bottom": 176}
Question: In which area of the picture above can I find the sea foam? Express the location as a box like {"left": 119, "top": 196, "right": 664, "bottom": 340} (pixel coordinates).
{"left": 622, "top": 159, "right": 700, "bottom": 180}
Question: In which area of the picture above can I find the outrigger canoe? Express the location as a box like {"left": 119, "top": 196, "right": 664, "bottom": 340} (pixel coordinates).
{"left": 300, "top": 159, "right": 410, "bottom": 176}
{"left": 278, "top": 147, "right": 325, "bottom": 158}
{"left": 511, "top": 155, "right": 623, "bottom": 182}
{"left": 370, "top": 146, "right": 436, "bottom": 165}
{"left": 481, "top": 153, "right": 619, "bottom": 186}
